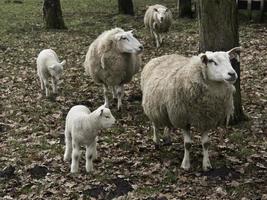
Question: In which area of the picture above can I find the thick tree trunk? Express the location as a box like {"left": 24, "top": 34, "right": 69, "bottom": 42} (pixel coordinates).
{"left": 198, "top": 0, "right": 247, "bottom": 124}
{"left": 43, "top": 0, "right": 66, "bottom": 29}
{"left": 118, "top": 0, "right": 134, "bottom": 16}
{"left": 177, "top": 0, "right": 192, "bottom": 18}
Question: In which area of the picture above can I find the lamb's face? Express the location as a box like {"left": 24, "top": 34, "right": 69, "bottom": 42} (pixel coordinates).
{"left": 154, "top": 7, "right": 169, "bottom": 23}
{"left": 201, "top": 47, "right": 241, "bottom": 84}
{"left": 115, "top": 31, "right": 143, "bottom": 54}
{"left": 48, "top": 60, "right": 66, "bottom": 81}
{"left": 98, "top": 107, "right": 116, "bottom": 128}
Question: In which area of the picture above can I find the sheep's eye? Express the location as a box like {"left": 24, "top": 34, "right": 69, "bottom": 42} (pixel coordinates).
{"left": 208, "top": 59, "right": 217, "bottom": 65}
{"left": 121, "top": 37, "right": 128, "bottom": 40}
{"left": 105, "top": 116, "right": 110, "bottom": 119}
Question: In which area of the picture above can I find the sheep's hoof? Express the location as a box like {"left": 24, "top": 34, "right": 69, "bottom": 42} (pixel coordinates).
{"left": 203, "top": 164, "right": 212, "bottom": 171}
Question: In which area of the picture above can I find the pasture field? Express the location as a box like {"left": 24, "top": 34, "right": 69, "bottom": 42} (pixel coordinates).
{"left": 0, "top": 0, "right": 266, "bottom": 199}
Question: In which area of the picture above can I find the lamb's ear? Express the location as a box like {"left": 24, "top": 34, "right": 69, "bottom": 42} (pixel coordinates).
{"left": 99, "top": 109, "right": 104, "bottom": 116}
{"left": 61, "top": 60, "right": 66, "bottom": 66}
{"left": 200, "top": 54, "right": 208, "bottom": 65}
{"left": 165, "top": 8, "right": 169, "bottom": 12}
{"left": 228, "top": 47, "right": 242, "bottom": 62}
{"left": 154, "top": 8, "right": 158, "bottom": 12}
{"left": 48, "top": 64, "right": 56, "bottom": 70}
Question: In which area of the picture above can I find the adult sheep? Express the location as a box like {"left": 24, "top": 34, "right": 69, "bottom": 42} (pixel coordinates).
{"left": 84, "top": 28, "right": 143, "bottom": 110}
{"left": 141, "top": 47, "right": 241, "bottom": 171}
{"left": 144, "top": 4, "right": 172, "bottom": 48}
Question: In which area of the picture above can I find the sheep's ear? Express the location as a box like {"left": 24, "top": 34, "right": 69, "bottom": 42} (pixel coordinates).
{"left": 128, "top": 29, "right": 136, "bottom": 34}
{"left": 61, "top": 60, "right": 66, "bottom": 66}
{"left": 99, "top": 109, "right": 104, "bottom": 116}
{"left": 154, "top": 8, "right": 158, "bottom": 12}
{"left": 165, "top": 8, "right": 169, "bottom": 12}
{"left": 228, "top": 47, "right": 242, "bottom": 62}
{"left": 200, "top": 54, "right": 208, "bottom": 65}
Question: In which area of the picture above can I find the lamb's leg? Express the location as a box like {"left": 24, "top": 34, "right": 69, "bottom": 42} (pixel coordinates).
{"left": 152, "top": 31, "right": 160, "bottom": 48}
{"left": 112, "top": 86, "right": 117, "bottom": 99}
{"left": 71, "top": 142, "right": 80, "bottom": 173}
{"left": 152, "top": 123, "right": 160, "bottom": 147}
{"left": 201, "top": 132, "right": 212, "bottom": 171}
{"left": 103, "top": 84, "right": 109, "bottom": 108}
{"left": 92, "top": 137, "right": 98, "bottom": 160}
{"left": 116, "top": 85, "right": 124, "bottom": 110}
{"left": 163, "top": 127, "right": 172, "bottom": 145}
{"left": 38, "top": 74, "right": 44, "bottom": 90}
{"left": 181, "top": 128, "right": 192, "bottom": 170}
{"left": 159, "top": 34, "right": 164, "bottom": 44}
{"left": 63, "top": 129, "right": 72, "bottom": 162}
{"left": 86, "top": 142, "right": 95, "bottom": 172}
{"left": 43, "top": 79, "right": 50, "bottom": 97}
{"left": 51, "top": 77, "right": 58, "bottom": 94}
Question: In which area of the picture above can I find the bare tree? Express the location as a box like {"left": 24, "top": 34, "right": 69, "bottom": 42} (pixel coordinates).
{"left": 43, "top": 0, "right": 66, "bottom": 29}
{"left": 198, "top": 0, "right": 247, "bottom": 124}
{"left": 118, "top": 0, "right": 134, "bottom": 16}
{"left": 177, "top": 0, "right": 192, "bottom": 18}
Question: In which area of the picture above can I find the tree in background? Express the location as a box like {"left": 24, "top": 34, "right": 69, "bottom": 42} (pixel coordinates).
{"left": 118, "top": 0, "right": 134, "bottom": 16}
{"left": 177, "top": 0, "right": 193, "bottom": 18}
{"left": 43, "top": 0, "right": 66, "bottom": 29}
{"left": 198, "top": 0, "right": 247, "bottom": 124}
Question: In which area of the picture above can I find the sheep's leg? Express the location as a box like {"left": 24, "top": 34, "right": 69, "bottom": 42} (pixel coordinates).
{"left": 92, "top": 138, "right": 98, "bottom": 160}
{"left": 152, "top": 123, "right": 160, "bottom": 147}
{"left": 43, "top": 79, "right": 50, "bottom": 97}
{"left": 181, "top": 129, "right": 192, "bottom": 170}
{"left": 159, "top": 34, "right": 164, "bottom": 44}
{"left": 63, "top": 129, "right": 72, "bottom": 162}
{"left": 103, "top": 84, "right": 109, "bottom": 108}
{"left": 117, "top": 85, "right": 124, "bottom": 110}
{"left": 152, "top": 31, "right": 160, "bottom": 48}
{"left": 112, "top": 86, "right": 117, "bottom": 99}
{"left": 71, "top": 142, "right": 80, "bottom": 173}
{"left": 51, "top": 77, "right": 58, "bottom": 94}
{"left": 201, "top": 133, "right": 212, "bottom": 171}
{"left": 162, "top": 127, "right": 172, "bottom": 145}
{"left": 86, "top": 143, "right": 95, "bottom": 172}
{"left": 38, "top": 74, "right": 44, "bottom": 90}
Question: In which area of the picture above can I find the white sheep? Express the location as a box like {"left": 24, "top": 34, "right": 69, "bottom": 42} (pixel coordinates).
{"left": 84, "top": 28, "right": 143, "bottom": 110}
{"left": 144, "top": 4, "right": 172, "bottom": 48}
{"left": 141, "top": 47, "right": 241, "bottom": 171}
{"left": 37, "top": 49, "right": 66, "bottom": 97}
{"left": 64, "top": 105, "right": 115, "bottom": 173}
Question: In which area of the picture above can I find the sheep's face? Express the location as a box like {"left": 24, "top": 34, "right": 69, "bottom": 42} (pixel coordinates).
{"left": 48, "top": 60, "right": 66, "bottom": 81}
{"left": 115, "top": 31, "right": 143, "bottom": 54}
{"left": 154, "top": 7, "right": 169, "bottom": 23}
{"left": 98, "top": 107, "right": 116, "bottom": 128}
{"left": 201, "top": 47, "right": 241, "bottom": 84}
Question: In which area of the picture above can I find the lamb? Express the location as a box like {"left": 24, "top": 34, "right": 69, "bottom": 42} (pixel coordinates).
{"left": 37, "top": 49, "right": 66, "bottom": 97}
{"left": 64, "top": 105, "right": 115, "bottom": 173}
{"left": 141, "top": 47, "right": 241, "bottom": 171}
{"left": 84, "top": 28, "right": 143, "bottom": 110}
{"left": 144, "top": 4, "right": 172, "bottom": 48}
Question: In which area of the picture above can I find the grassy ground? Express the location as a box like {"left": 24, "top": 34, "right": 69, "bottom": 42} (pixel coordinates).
{"left": 0, "top": 0, "right": 266, "bottom": 199}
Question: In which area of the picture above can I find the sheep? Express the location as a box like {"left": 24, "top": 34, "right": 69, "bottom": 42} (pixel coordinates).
{"left": 144, "top": 4, "right": 172, "bottom": 48}
{"left": 141, "top": 47, "right": 241, "bottom": 171}
{"left": 63, "top": 105, "right": 115, "bottom": 173}
{"left": 37, "top": 49, "right": 66, "bottom": 97}
{"left": 84, "top": 28, "right": 143, "bottom": 110}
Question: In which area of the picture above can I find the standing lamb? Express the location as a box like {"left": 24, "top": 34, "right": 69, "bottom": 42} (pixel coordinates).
{"left": 144, "top": 4, "right": 172, "bottom": 48}
{"left": 64, "top": 105, "right": 115, "bottom": 173}
{"left": 84, "top": 28, "right": 143, "bottom": 110}
{"left": 37, "top": 49, "right": 66, "bottom": 97}
{"left": 141, "top": 47, "right": 241, "bottom": 171}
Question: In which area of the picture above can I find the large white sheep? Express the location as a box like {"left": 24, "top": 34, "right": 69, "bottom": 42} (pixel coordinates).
{"left": 141, "top": 47, "right": 241, "bottom": 171}
{"left": 144, "top": 4, "right": 172, "bottom": 48}
{"left": 64, "top": 105, "right": 115, "bottom": 173}
{"left": 37, "top": 49, "right": 66, "bottom": 97}
{"left": 84, "top": 28, "right": 143, "bottom": 110}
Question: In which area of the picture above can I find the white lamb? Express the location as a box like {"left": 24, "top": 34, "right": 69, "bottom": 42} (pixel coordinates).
{"left": 141, "top": 47, "right": 241, "bottom": 171}
{"left": 37, "top": 49, "right": 66, "bottom": 97}
{"left": 84, "top": 28, "right": 143, "bottom": 110}
{"left": 144, "top": 4, "right": 172, "bottom": 48}
{"left": 64, "top": 105, "right": 115, "bottom": 173}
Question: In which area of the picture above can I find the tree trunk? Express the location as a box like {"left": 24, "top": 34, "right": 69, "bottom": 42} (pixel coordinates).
{"left": 177, "top": 0, "right": 192, "bottom": 18}
{"left": 198, "top": 0, "right": 247, "bottom": 124}
{"left": 118, "top": 0, "right": 134, "bottom": 16}
{"left": 43, "top": 0, "right": 66, "bottom": 29}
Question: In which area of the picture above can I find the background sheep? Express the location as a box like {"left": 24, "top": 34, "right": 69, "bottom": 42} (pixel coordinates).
{"left": 144, "top": 4, "right": 172, "bottom": 48}
{"left": 37, "top": 49, "right": 66, "bottom": 97}
{"left": 84, "top": 28, "right": 143, "bottom": 110}
{"left": 141, "top": 47, "right": 241, "bottom": 171}
{"left": 64, "top": 105, "right": 115, "bottom": 173}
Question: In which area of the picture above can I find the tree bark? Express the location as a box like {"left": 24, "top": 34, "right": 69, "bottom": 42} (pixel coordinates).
{"left": 198, "top": 0, "right": 247, "bottom": 124}
{"left": 118, "top": 0, "right": 134, "bottom": 16}
{"left": 43, "top": 0, "right": 66, "bottom": 29}
{"left": 177, "top": 0, "right": 192, "bottom": 18}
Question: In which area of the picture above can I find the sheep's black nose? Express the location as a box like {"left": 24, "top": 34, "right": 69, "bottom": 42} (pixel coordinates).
{"left": 139, "top": 45, "right": 144, "bottom": 51}
{"left": 228, "top": 72, "right": 236, "bottom": 78}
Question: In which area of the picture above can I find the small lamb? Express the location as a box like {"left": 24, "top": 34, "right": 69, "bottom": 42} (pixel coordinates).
{"left": 37, "top": 49, "right": 66, "bottom": 97}
{"left": 64, "top": 105, "right": 115, "bottom": 173}
{"left": 144, "top": 4, "right": 172, "bottom": 48}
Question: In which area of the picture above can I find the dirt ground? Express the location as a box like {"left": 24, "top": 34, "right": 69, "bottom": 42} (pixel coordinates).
{"left": 0, "top": 0, "right": 266, "bottom": 199}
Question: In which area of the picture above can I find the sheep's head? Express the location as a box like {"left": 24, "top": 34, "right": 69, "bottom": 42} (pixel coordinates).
{"left": 114, "top": 30, "right": 143, "bottom": 54}
{"left": 200, "top": 47, "right": 241, "bottom": 84}
{"left": 153, "top": 7, "right": 169, "bottom": 23}
{"left": 97, "top": 105, "right": 116, "bottom": 128}
{"left": 48, "top": 60, "right": 66, "bottom": 81}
